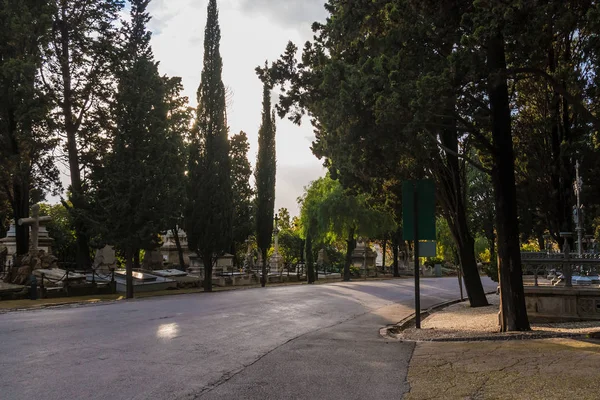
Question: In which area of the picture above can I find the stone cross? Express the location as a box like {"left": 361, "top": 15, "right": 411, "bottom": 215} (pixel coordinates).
{"left": 18, "top": 204, "right": 52, "bottom": 256}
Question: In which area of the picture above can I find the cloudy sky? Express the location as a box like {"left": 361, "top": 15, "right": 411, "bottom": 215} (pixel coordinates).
{"left": 147, "top": 0, "right": 329, "bottom": 215}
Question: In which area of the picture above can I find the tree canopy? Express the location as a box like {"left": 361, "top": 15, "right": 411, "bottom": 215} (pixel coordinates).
{"left": 185, "top": 0, "right": 233, "bottom": 292}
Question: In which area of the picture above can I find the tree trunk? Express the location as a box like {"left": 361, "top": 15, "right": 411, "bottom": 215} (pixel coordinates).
{"left": 393, "top": 243, "right": 399, "bottom": 277}
{"left": 392, "top": 229, "right": 400, "bottom": 277}
{"left": 172, "top": 227, "right": 185, "bottom": 269}
{"left": 134, "top": 249, "right": 140, "bottom": 270}
{"left": 437, "top": 89, "right": 488, "bottom": 307}
{"left": 382, "top": 236, "right": 387, "bottom": 274}
{"left": 125, "top": 247, "right": 134, "bottom": 299}
{"left": 344, "top": 228, "right": 355, "bottom": 281}
{"left": 487, "top": 33, "right": 530, "bottom": 332}
{"left": 488, "top": 236, "right": 496, "bottom": 266}
{"left": 306, "top": 234, "right": 315, "bottom": 284}
{"left": 12, "top": 178, "right": 29, "bottom": 259}
{"left": 203, "top": 254, "right": 213, "bottom": 292}
{"left": 454, "top": 226, "right": 489, "bottom": 307}
{"left": 261, "top": 248, "right": 267, "bottom": 287}
{"left": 58, "top": 6, "right": 91, "bottom": 270}
{"left": 445, "top": 210, "right": 488, "bottom": 307}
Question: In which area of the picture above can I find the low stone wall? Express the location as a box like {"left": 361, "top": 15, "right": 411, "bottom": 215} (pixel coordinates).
{"left": 525, "top": 286, "right": 600, "bottom": 322}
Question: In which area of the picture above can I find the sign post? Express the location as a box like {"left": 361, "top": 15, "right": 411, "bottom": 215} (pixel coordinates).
{"left": 403, "top": 180, "right": 436, "bottom": 329}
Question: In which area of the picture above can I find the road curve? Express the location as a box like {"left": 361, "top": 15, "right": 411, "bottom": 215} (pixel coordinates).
{"left": 0, "top": 277, "right": 496, "bottom": 400}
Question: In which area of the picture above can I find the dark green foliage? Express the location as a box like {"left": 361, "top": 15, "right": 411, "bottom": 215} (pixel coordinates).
{"left": 277, "top": 209, "right": 303, "bottom": 268}
{"left": 299, "top": 176, "right": 395, "bottom": 282}
{"left": 254, "top": 81, "right": 277, "bottom": 287}
{"left": 185, "top": 0, "right": 233, "bottom": 292}
{"left": 44, "top": 0, "right": 124, "bottom": 269}
{"left": 39, "top": 203, "right": 77, "bottom": 264}
{"left": 0, "top": 194, "right": 11, "bottom": 238}
{"left": 0, "top": 0, "right": 57, "bottom": 257}
{"left": 96, "top": 0, "right": 184, "bottom": 297}
{"left": 230, "top": 131, "right": 254, "bottom": 265}
{"left": 264, "top": 0, "right": 489, "bottom": 307}
{"left": 277, "top": 208, "right": 291, "bottom": 230}
{"left": 278, "top": 229, "right": 303, "bottom": 267}
{"left": 305, "top": 233, "right": 315, "bottom": 284}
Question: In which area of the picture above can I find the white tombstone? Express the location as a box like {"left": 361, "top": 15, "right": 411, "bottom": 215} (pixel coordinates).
{"left": 93, "top": 245, "right": 117, "bottom": 273}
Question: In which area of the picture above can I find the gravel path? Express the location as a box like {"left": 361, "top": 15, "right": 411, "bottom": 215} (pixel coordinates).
{"left": 398, "top": 294, "right": 600, "bottom": 341}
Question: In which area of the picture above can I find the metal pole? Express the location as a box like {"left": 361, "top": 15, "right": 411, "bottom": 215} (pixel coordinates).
{"left": 413, "top": 182, "right": 421, "bottom": 329}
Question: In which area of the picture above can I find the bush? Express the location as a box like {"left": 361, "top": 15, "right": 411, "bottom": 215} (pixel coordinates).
{"left": 424, "top": 256, "right": 444, "bottom": 267}
{"left": 349, "top": 264, "right": 361, "bottom": 276}
{"left": 482, "top": 259, "right": 499, "bottom": 282}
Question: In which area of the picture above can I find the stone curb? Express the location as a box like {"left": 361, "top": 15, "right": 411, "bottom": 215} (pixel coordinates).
{"left": 380, "top": 290, "right": 541, "bottom": 342}
{"left": 0, "top": 298, "right": 123, "bottom": 314}
{"left": 420, "top": 332, "right": 594, "bottom": 342}
{"left": 379, "top": 294, "right": 487, "bottom": 339}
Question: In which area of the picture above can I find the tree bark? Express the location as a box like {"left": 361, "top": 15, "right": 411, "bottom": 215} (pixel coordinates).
{"left": 381, "top": 236, "right": 387, "bottom": 274}
{"left": 125, "top": 247, "right": 134, "bottom": 299}
{"left": 344, "top": 228, "right": 355, "bottom": 281}
{"left": 437, "top": 94, "right": 488, "bottom": 307}
{"left": 58, "top": 5, "right": 91, "bottom": 270}
{"left": 453, "top": 222, "right": 489, "bottom": 307}
{"left": 306, "top": 234, "right": 315, "bottom": 284}
{"left": 260, "top": 248, "right": 267, "bottom": 287}
{"left": 12, "top": 178, "right": 29, "bottom": 259}
{"left": 134, "top": 249, "right": 140, "bottom": 270}
{"left": 392, "top": 229, "right": 400, "bottom": 277}
{"left": 203, "top": 254, "right": 213, "bottom": 292}
{"left": 487, "top": 33, "right": 530, "bottom": 332}
{"left": 172, "top": 227, "right": 185, "bottom": 269}
{"left": 488, "top": 235, "right": 496, "bottom": 267}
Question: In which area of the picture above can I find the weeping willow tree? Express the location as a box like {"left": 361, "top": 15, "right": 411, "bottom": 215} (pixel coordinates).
{"left": 299, "top": 176, "right": 396, "bottom": 282}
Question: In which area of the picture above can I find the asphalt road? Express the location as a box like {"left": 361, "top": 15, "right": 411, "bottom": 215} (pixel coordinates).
{"left": 0, "top": 277, "right": 496, "bottom": 400}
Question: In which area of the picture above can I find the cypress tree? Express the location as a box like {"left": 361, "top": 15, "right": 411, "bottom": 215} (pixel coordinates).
{"left": 98, "top": 0, "right": 181, "bottom": 298}
{"left": 185, "top": 0, "right": 233, "bottom": 292}
{"left": 254, "top": 81, "right": 277, "bottom": 287}
{"left": 230, "top": 131, "right": 254, "bottom": 264}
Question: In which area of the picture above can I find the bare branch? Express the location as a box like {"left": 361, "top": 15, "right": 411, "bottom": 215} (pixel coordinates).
{"left": 424, "top": 131, "right": 491, "bottom": 175}
{"left": 508, "top": 67, "right": 600, "bottom": 131}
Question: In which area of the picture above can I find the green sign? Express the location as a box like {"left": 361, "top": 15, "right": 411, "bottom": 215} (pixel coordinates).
{"left": 402, "top": 180, "right": 436, "bottom": 241}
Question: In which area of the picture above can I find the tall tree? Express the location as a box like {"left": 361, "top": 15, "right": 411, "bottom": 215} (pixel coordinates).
{"left": 163, "top": 76, "right": 192, "bottom": 270}
{"left": 277, "top": 207, "right": 291, "bottom": 230}
{"left": 0, "top": 0, "right": 57, "bottom": 260}
{"left": 265, "top": 1, "right": 488, "bottom": 306}
{"left": 185, "top": 0, "right": 233, "bottom": 292}
{"left": 43, "top": 0, "right": 124, "bottom": 269}
{"left": 254, "top": 79, "right": 277, "bottom": 287}
{"left": 96, "top": 0, "right": 183, "bottom": 298}
{"left": 230, "top": 131, "right": 254, "bottom": 265}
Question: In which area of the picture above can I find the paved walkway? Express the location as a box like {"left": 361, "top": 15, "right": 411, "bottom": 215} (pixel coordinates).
{"left": 4, "top": 276, "right": 595, "bottom": 399}
{"left": 406, "top": 338, "right": 600, "bottom": 400}
{"left": 1, "top": 277, "right": 489, "bottom": 400}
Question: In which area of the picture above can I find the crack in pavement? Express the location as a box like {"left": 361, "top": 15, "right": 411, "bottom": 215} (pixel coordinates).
{"left": 177, "top": 303, "right": 400, "bottom": 399}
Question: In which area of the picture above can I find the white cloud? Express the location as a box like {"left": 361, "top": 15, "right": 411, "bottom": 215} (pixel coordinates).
{"left": 237, "top": 0, "right": 327, "bottom": 35}
{"left": 52, "top": 0, "right": 326, "bottom": 217}
{"left": 149, "top": 0, "right": 326, "bottom": 215}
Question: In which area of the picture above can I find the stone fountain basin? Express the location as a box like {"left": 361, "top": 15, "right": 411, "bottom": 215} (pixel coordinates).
{"left": 525, "top": 286, "right": 600, "bottom": 322}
